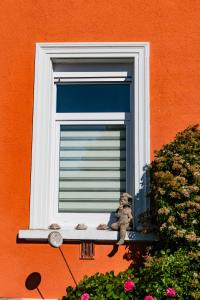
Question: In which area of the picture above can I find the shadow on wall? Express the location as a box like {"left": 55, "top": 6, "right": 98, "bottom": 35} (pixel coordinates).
{"left": 25, "top": 272, "right": 44, "bottom": 299}
{"left": 123, "top": 242, "right": 154, "bottom": 268}
{"left": 24, "top": 247, "right": 78, "bottom": 298}
{"left": 134, "top": 164, "right": 150, "bottom": 229}
{"left": 123, "top": 164, "right": 158, "bottom": 268}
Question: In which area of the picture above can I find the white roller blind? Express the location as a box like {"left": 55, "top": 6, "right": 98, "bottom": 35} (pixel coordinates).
{"left": 58, "top": 124, "right": 126, "bottom": 212}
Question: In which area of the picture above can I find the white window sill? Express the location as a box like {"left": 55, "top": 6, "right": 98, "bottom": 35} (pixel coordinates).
{"left": 18, "top": 228, "right": 159, "bottom": 242}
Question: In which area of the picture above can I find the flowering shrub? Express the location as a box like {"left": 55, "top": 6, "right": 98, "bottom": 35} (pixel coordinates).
{"left": 63, "top": 248, "right": 200, "bottom": 299}
{"left": 150, "top": 125, "right": 200, "bottom": 251}
{"left": 64, "top": 269, "right": 138, "bottom": 299}
{"left": 138, "top": 248, "right": 200, "bottom": 299}
{"left": 62, "top": 126, "right": 200, "bottom": 300}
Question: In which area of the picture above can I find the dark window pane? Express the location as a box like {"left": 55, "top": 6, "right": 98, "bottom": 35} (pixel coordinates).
{"left": 56, "top": 84, "right": 130, "bottom": 113}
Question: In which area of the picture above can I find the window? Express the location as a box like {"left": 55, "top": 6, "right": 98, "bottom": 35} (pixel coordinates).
{"left": 20, "top": 43, "right": 150, "bottom": 241}
{"left": 52, "top": 64, "right": 132, "bottom": 227}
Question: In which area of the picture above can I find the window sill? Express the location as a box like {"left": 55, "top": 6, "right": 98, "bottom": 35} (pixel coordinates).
{"left": 18, "top": 229, "right": 159, "bottom": 242}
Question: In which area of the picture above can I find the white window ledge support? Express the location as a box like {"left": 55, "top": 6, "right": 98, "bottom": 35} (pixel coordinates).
{"left": 18, "top": 229, "right": 158, "bottom": 242}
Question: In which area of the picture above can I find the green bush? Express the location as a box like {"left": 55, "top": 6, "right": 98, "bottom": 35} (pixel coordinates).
{"left": 63, "top": 249, "right": 200, "bottom": 300}
{"left": 62, "top": 126, "right": 200, "bottom": 300}
{"left": 150, "top": 125, "right": 200, "bottom": 251}
{"left": 65, "top": 269, "right": 138, "bottom": 300}
{"left": 138, "top": 249, "right": 200, "bottom": 299}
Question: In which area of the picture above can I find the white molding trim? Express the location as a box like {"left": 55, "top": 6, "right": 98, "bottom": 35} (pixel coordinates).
{"left": 19, "top": 229, "right": 157, "bottom": 242}
{"left": 29, "top": 42, "right": 150, "bottom": 231}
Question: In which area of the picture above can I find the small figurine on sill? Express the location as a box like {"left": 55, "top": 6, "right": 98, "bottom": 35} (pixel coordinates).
{"left": 111, "top": 193, "right": 133, "bottom": 245}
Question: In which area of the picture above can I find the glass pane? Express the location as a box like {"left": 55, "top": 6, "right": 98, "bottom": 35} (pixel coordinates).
{"left": 56, "top": 84, "right": 130, "bottom": 112}
{"left": 58, "top": 125, "right": 126, "bottom": 213}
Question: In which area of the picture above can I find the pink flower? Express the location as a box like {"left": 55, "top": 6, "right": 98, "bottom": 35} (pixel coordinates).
{"left": 81, "top": 293, "right": 90, "bottom": 300}
{"left": 144, "top": 296, "right": 154, "bottom": 300}
{"left": 123, "top": 279, "right": 135, "bottom": 292}
{"left": 166, "top": 288, "right": 176, "bottom": 298}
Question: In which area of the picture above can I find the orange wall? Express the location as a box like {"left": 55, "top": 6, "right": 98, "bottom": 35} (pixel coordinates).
{"left": 0, "top": 0, "right": 200, "bottom": 298}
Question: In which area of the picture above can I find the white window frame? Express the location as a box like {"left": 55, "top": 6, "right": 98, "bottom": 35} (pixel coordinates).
{"left": 25, "top": 42, "right": 150, "bottom": 240}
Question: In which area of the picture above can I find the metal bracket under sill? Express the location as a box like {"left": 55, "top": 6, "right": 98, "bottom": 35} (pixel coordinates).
{"left": 18, "top": 229, "right": 159, "bottom": 242}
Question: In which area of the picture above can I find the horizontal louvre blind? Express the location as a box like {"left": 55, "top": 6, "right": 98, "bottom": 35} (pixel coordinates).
{"left": 58, "top": 125, "right": 126, "bottom": 212}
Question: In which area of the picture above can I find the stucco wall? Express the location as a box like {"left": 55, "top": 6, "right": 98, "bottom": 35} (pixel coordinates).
{"left": 0, "top": 0, "right": 200, "bottom": 298}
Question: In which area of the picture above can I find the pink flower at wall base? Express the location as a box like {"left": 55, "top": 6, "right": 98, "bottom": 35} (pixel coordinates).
{"left": 144, "top": 295, "right": 154, "bottom": 300}
{"left": 166, "top": 288, "right": 176, "bottom": 298}
{"left": 81, "top": 293, "right": 90, "bottom": 300}
{"left": 123, "top": 280, "right": 135, "bottom": 292}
